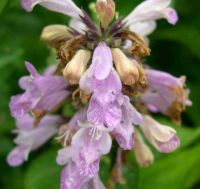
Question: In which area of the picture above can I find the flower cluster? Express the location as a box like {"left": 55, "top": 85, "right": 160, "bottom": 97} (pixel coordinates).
{"left": 8, "top": 0, "right": 191, "bottom": 189}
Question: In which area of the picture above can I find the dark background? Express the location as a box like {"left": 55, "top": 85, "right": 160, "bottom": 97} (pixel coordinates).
{"left": 0, "top": 0, "right": 200, "bottom": 188}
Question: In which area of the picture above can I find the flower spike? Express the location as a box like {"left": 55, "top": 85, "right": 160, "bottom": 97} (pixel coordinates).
{"left": 9, "top": 1, "right": 191, "bottom": 188}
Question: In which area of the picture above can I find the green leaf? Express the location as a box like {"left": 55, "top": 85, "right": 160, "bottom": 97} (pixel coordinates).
{"left": 0, "top": 49, "right": 23, "bottom": 69}
{"left": 155, "top": 26, "right": 200, "bottom": 59}
{"left": 139, "top": 145, "right": 200, "bottom": 189}
{"left": 0, "top": 161, "right": 25, "bottom": 189}
{"left": 115, "top": 0, "right": 141, "bottom": 16}
{"left": 185, "top": 160, "right": 200, "bottom": 189}
{"left": 25, "top": 148, "right": 61, "bottom": 189}
{"left": 186, "top": 83, "right": 200, "bottom": 126}
{"left": 116, "top": 153, "right": 139, "bottom": 189}
{"left": 0, "top": 0, "right": 9, "bottom": 15}
{"left": 99, "top": 155, "right": 111, "bottom": 184}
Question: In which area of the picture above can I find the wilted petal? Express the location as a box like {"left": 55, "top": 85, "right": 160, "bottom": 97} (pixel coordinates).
{"left": 141, "top": 69, "right": 191, "bottom": 123}
{"left": 21, "top": 0, "right": 83, "bottom": 19}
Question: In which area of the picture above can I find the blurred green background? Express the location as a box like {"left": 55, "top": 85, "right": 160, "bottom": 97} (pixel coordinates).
{"left": 0, "top": 0, "right": 200, "bottom": 188}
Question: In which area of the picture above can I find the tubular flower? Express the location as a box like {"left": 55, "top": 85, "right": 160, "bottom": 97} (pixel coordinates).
{"left": 7, "top": 114, "right": 62, "bottom": 166}
{"left": 124, "top": 0, "right": 178, "bottom": 36}
{"left": 21, "top": 0, "right": 83, "bottom": 19}
{"left": 134, "top": 130, "right": 154, "bottom": 167}
{"left": 9, "top": 62, "right": 69, "bottom": 120}
{"left": 8, "top": 0, "right": 191, "bottom": 188}
{"left": 141, "top": 69, "right": 192, "bottom": 123}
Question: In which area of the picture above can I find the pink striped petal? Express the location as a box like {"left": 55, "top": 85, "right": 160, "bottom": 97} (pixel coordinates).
{"left": 21, "top": 0, "right": 83, "bottom": 19}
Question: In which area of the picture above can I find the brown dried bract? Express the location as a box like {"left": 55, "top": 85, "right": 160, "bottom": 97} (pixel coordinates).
{"left": 119, "top": 30, "right": 151, "bottom": 61}
{"left": 122, "top": 65, "right": 147, "bottom": 96}
{"left": 166, "top": 84, "right": 188, "bottom": 125}
{"left": 166, "top": 100, "right": 185, "bottom": 125}
{"left": 55, "top": 36, "right": 86, "bottom": 75}
{"left": 80, "top": 90, "right": 91, "bottom": 104}
{"left": 31, "top": 110, "right": 47, "bottom": 127}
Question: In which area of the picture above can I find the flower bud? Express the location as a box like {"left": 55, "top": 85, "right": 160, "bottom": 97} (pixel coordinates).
{"left": 96, "top": 0, "right": 115, "bottom": 28}
{"left": 112, "top": 48, "right": 139, "bottom": 85}
{"left": 63, "top": 50, "right": 91, "bottom": 85}
{"left": 41, "top": 25, "right": 72, "bottom": 48}
{"left": 134, "top": 131, "right": 154, "bottom": 167}
{"left": 140, "top": 116, "right": 180, "bottom": 153}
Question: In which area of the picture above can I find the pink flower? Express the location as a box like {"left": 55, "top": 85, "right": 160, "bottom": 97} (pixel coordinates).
{"left": 141, "top": 69, "right": 192, "bottom": 123}
{"left": 21, "top": 0, "right": 83, "bottom": 19}
{"left": 7, "top": 0, "right": 189, "bottom": 187}
{"left": 60, "top": 162, "right": 88, "bottom": 189}
{"left": 81, "top": 175, "right": 105, "bottom": 189}
{"left": 9, "top": 62, "right": 69, "bottom": 119}
{"left": 7, "top": 114, "right": 61, "bottom": 166}
{"left": 124, "top": 0, "right": 178, "bottom": 36}
{"left": 112, "top": 96, "right": 142, "bottom": 150}
{"left": 80, "top": 42, "right": 114, "bottom": 93}
{"left": 57, "top": 124, "right": 112, "bottom": 188}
